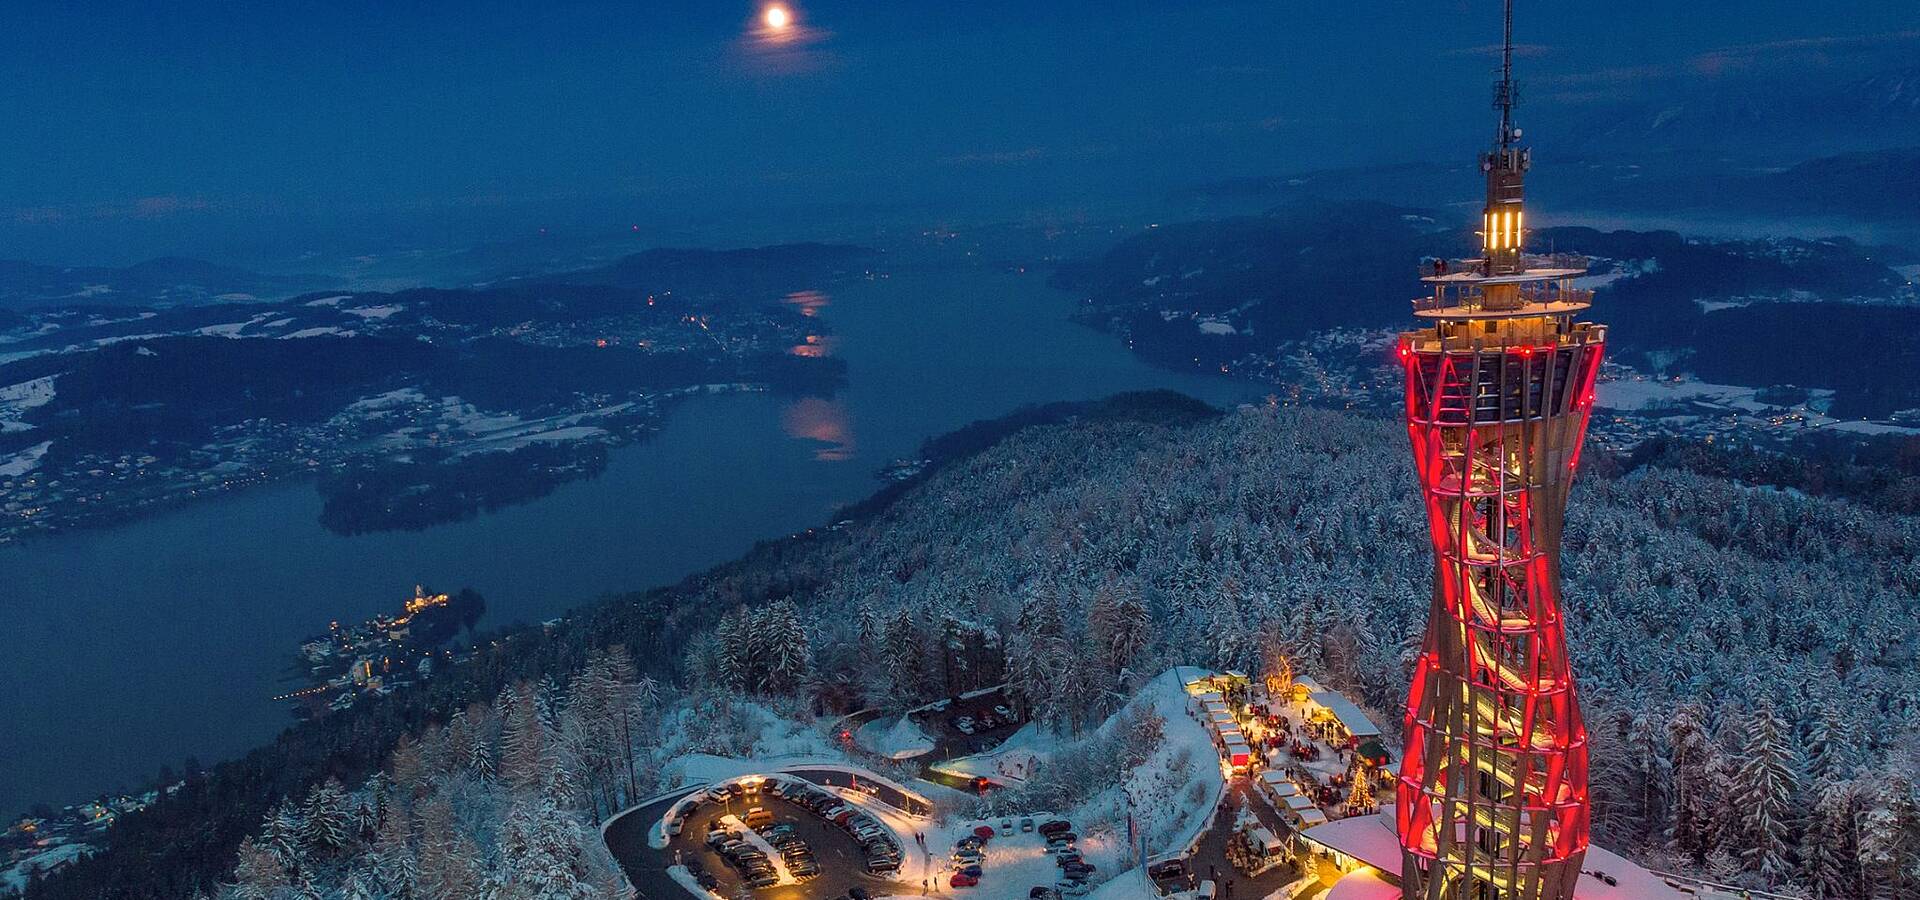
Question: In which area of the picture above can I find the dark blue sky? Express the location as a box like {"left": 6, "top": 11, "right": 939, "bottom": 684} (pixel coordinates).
{"left": 3, "top": 1, "right": 1915, "bottom": 262}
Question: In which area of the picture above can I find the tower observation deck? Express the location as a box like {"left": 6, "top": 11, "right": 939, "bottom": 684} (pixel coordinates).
{"left": 1393, "top": 4, "right": 1601, "bottom": 900}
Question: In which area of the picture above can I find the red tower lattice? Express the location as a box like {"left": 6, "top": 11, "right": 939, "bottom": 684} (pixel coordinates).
{"left": 1394, "top": 4, "right": 1602, "bottom": 899}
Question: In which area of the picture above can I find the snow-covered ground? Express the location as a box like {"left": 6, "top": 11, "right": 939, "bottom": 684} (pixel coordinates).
{"left": 1596, "top": 374, "right": 1920, "bottom": 436}
{"left": 0, "top": 374, "right": 57, "bottom": 434}
{"left": 280, "top": 326, "right": 355, "bottom": 339}
{"left": 1596, "top": 377, "right": 1777, "bottom": 411}
{"left": 931, "top": 669, "right": 1227, "bottom": 897}
{"left": 856, "top": 715, "right": 935, "bottom": 760}
{"left": 0, "top": 440, "right": 52, "bottom": 478}
{"left": 0, "top": 842, "right": 93, "bottom": 895}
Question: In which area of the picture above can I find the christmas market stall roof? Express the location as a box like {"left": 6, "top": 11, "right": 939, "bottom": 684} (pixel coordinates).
{"left": 1300, "top": 812, "right": 1400, "bottom": 871}
{"left": 1308, "top": 690, "right": 1383, "bottom": 739}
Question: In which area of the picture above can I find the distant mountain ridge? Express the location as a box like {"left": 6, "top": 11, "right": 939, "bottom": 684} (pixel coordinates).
{"left": 0, "top": 256, "right": 340, "bottom": 310}
{"left": 552, "top": 242, "right": 876, "bottom": 301}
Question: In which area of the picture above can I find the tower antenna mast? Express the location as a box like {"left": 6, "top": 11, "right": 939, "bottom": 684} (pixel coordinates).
{"left": 1496, "top": 0, "right": 1518, "bottom": 148}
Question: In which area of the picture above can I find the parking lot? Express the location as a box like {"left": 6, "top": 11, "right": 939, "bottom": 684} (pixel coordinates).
{"left": 605, "top": 773, "right": 914, "bottom": 900}
{"left": 915, "top": 688, "right": 1025, "bottom": 758}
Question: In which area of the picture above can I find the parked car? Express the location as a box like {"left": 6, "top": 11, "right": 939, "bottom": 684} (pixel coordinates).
{"left": 993, "top": 704, "right": 1015, "bottom": 719}
{"left": 1020, "top": 817, "right": 1035, "bottom": 833}
{"left": 955, "top": 716, "right": 977, "bottom": 735}
{"left": 951, "top": 872, "right": 980, "bottom": 888}
{"left": 1030, "top": 888, "right": 1063, "bottom": 900}
{"left": 1196, "top": 879, "right": 1218, "bottom": 900}
{"left": 1038, "top": 820, "right": 1071, "bottom": 835}
{"left": 999, "top": 818, "right": 1014, "bottom": 836}
{"left": 1057, "top": 880, "right": 1091, "bottom": 897}
{"left": 1147, "top": 859, "right": 1188, "bottom": 880}
{"left": 973, "top": 825, "right": 997, "bottom": 840}
{"left": 744, "top": 807, "right": 773, "bottom": 828}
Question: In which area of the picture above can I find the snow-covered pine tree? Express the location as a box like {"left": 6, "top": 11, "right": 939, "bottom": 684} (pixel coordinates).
{"left": 498, "top": 682, "right": 557, "bottom": 796}
{"left": 1858, "top": 774, "right": 1920, "bottom": 900}
{"left": 301, "top": 777, "right": 354, "bottom": 858}
{"left": 413, "top": 796, "right": 482, "bottom": 900}
{"left": 227, "top": 836, "right": 292, "bottom": 900}
{"left": 760, "top": 598, "right": 813, "bottom": 694}
{"left": 882, "top": 607, "right": 929, "bottom": 706}
{"left": 389, "top": 734, "right": 426, "bottom": 800}
{"left": 340, "top": 865, "right": 385, "bottom": 900}
{"left": 492, "top": 799, "right": 597, "bottom": 900}
{"left": 713, "top": 608, "right": 752, "bottom": 692}
{"left": 1733, "top": 701, "right": 1804, "bottom": 885}
{"left": 1805, "top": 711, "right": 1853, "bottom": 784}
{"left": 1088, "top": 577, "right": 1150, "bottom": 685}
{"left": 1666, "top": 704, "right": 1718, "bottom": 862}
{"left": 1803, "top": 779, "right": 1864, "bottom": 900}
{"left": 370, "top": 801, "right": 418, "bottom": 898}
{"left": 1623, "top": 712, "right": 1671, "bottom": 848}
{"left": 466, "top": 721, "right": 496, "bottom": 784}
{"left": 259, "top": 799, "right": 307, "bottom": 872}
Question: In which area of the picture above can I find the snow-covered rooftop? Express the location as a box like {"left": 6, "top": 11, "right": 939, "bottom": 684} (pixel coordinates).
{"left": 1307, "top": 813, "right": 1691, "bottom": 900}
{"left": 1307, "top": 690, "right": 1383, "bottom": 738}
{"left": 1325, "top": 867, "right": 1400, "bottom": 900}
{"left": 1300, "top": 812, "right": 1399, "bottom": 870}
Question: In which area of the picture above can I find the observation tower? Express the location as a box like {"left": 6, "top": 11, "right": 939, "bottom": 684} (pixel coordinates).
{"left": 1393, "top": 4, "right": 1602, "bottom": 900}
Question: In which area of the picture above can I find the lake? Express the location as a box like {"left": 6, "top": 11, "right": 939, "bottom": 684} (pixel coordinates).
{"left": 0, "top": 263, "right": 1259, "bottom": 813}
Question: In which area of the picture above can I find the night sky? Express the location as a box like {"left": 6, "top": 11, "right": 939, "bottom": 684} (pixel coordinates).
{"left": 2, "top": 1, "right": 1915, "bottom": 261}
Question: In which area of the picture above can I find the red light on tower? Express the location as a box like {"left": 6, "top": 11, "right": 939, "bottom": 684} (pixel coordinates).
{"left": 1395, "top": 4, "right": 1601, "bottom": 900}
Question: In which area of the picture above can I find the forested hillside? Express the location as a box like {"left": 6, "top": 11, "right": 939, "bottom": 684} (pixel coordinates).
{"left": 25, "top": 394, "right": 1920, "bottom": 898}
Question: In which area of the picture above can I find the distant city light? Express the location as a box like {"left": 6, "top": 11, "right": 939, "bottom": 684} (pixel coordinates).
{"left": 763, "top": 5, "right": 791, "bottom": 29}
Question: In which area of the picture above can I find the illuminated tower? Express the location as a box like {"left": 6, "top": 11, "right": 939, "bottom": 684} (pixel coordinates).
{"left": 1394, "top": 4, "right": 1602, "bottom": 900}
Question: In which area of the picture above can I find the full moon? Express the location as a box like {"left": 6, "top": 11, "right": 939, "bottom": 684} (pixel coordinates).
{"left": 763, "top": 5, "right": 791, "bottom": 29}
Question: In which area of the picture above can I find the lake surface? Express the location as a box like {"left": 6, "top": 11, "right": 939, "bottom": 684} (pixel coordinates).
{"left": 0, "top": 264, "right": 1258, "bottom": 813}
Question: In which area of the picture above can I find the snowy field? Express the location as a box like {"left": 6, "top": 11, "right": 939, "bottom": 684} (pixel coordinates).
{"left": 0, "top": 440, "right": 52, "bottom": 478}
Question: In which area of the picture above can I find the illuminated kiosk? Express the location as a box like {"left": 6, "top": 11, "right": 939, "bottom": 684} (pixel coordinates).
{"left": 1393, "top": 4, "right": 1598, "bottom": 900}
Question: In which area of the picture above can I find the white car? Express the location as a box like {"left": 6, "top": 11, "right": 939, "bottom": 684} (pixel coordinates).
{"left": 999, "top": 819, "right": 1014, "bottom": 836}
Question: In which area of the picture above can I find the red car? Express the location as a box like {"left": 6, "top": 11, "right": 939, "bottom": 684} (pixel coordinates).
{"left": 973, "top": 825, "right": 996, "bottom": 840}
{"left": 952, "top": 872, "right": 980, "bottom": 888}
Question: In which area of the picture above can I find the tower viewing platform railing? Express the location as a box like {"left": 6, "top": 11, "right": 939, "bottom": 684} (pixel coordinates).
{"left": 1412, "top": 273, "right": 1594, "bottom": 320}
